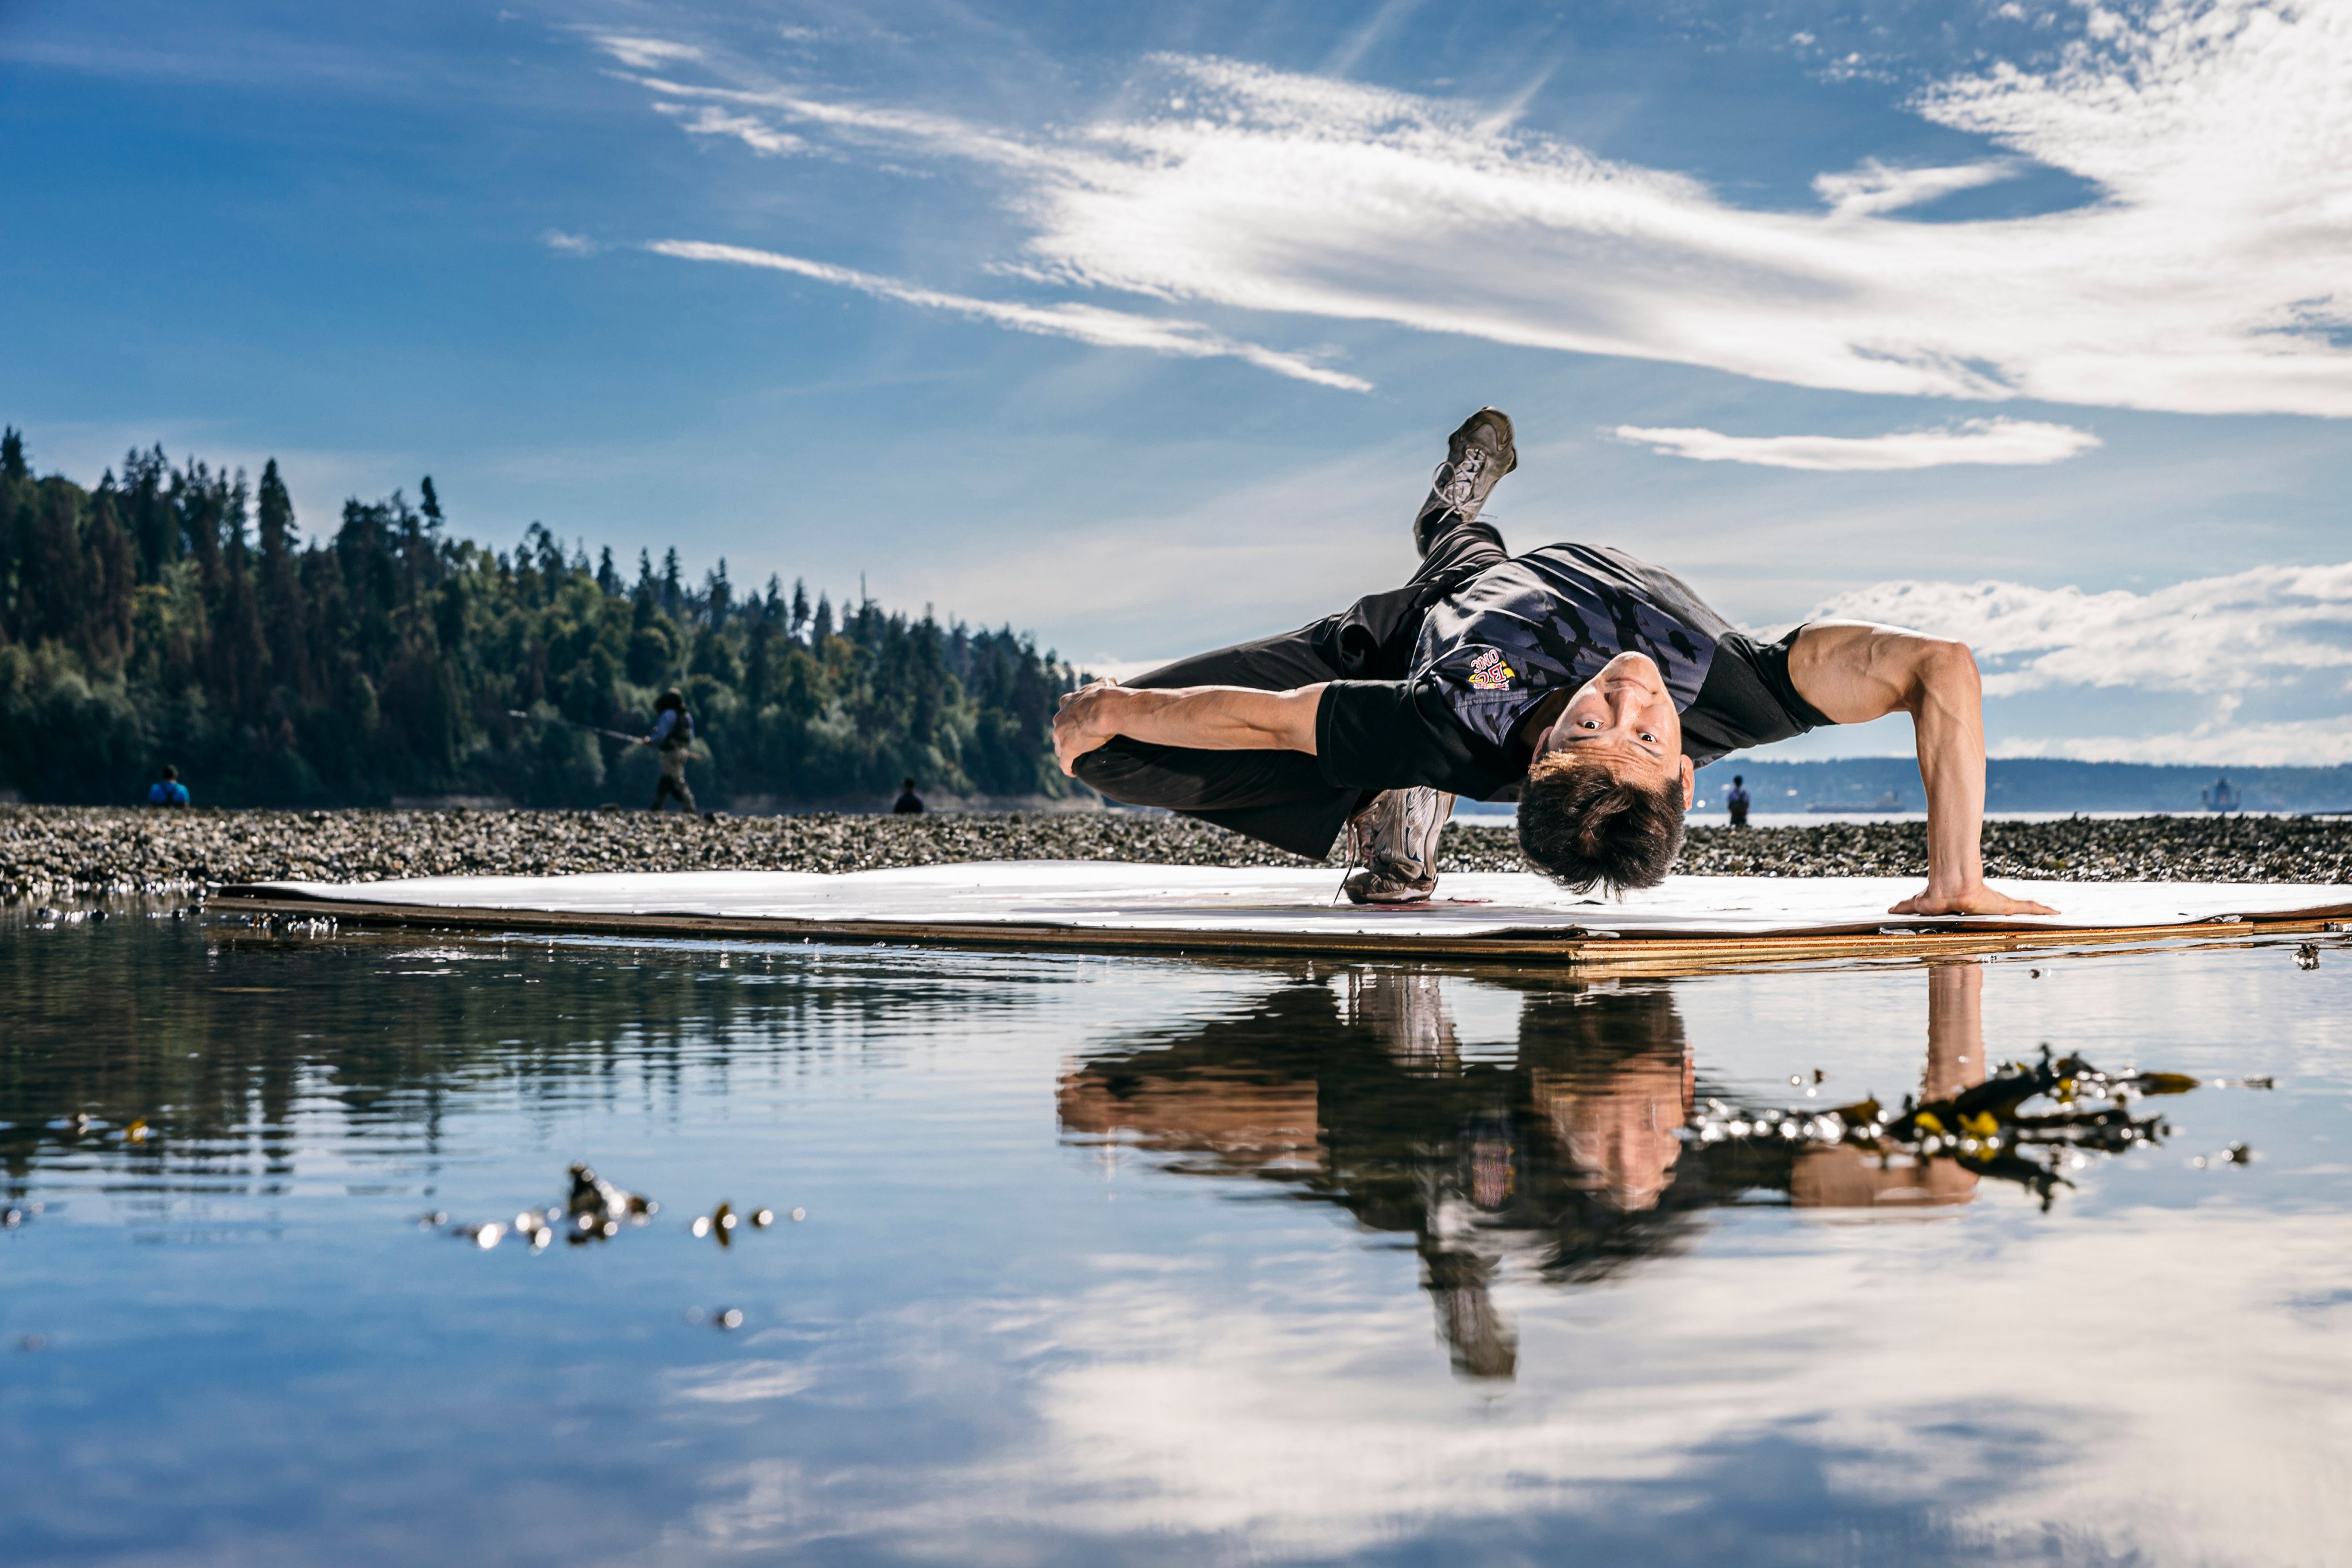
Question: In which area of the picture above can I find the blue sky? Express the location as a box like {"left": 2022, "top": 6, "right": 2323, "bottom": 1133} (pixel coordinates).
{"left": 6, "top": 0, "right": 2349, "bottom": 764}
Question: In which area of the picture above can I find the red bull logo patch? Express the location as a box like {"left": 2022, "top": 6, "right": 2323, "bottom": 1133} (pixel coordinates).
{"left": 1466, "top": 647, "right": 1516, "bottom": 691}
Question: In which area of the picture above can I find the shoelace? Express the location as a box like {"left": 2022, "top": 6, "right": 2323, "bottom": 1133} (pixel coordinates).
{"left": 1437, "top": 447, "right": 1488, "bottom": 508}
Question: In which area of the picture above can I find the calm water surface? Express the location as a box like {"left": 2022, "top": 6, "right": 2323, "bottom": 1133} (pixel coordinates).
{"left": 4, "top": 906, "right": 2350, "bottom": 1566}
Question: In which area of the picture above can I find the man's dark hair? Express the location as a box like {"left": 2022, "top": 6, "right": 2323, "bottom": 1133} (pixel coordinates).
{"left": 659, "top": 688, "right": 684, "bottom": 710}
{"left": 1517, "top": 752, "right": 1685, "bottom": 893}
{"left": 161, "top": 764, "right": 177, "bottom": 781}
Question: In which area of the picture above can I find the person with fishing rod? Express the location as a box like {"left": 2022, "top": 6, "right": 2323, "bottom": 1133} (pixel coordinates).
{"left": 507, "top": 689, "right": 700, "bottom": 812}
{"left": 643, "top": 688, "right": 698, "bottom": 813}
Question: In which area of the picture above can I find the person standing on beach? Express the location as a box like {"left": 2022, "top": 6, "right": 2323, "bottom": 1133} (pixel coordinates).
{"left": 1725, "top": 775, "right": 1749, "bottom": 828}
{"left": 892, "top": 778, "right": 925, "bottom": 814}
{"left": 644, "top": 689, "right": 697, "bottom": 813}
{"left": 146, "top": 765, "right": 190, "bottom": 806}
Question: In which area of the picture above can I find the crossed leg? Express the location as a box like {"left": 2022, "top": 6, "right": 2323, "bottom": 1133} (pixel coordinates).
{"left": 1071, "top": 505, "right": 1508, "bottom": 859}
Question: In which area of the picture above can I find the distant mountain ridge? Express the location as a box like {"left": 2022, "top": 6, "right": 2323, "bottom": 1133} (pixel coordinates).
{"left": 1694, "top": 758, "right": 2352, "bottom": 814}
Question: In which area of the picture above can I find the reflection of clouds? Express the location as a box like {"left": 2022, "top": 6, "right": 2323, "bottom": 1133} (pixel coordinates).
{"left": 669, "top": 1215, "right": 2352, "bottom": 1562}
{"left": 656, "top": 960, "right": 2347, "bottom": 1562}
{"left": 665, "top": 1359, "right": 818, "bottom": 1405}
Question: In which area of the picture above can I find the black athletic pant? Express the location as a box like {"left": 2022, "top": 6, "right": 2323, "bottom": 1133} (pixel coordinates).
{"left": 1071, "top": 511, "right": 1508, "bottom": 859}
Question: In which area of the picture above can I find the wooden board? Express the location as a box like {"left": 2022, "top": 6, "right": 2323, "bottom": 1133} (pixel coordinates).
{"left": 211, "top": 887, "right": 2348, "bottom": 979}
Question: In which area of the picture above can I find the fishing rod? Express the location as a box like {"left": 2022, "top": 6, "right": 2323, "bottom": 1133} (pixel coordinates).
{"left": 505, "top": 709, "right": 647, "bottom": 744}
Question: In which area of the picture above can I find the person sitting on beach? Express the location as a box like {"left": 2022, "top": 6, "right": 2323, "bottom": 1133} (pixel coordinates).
{"left": 146, "top": 765, "right": 190, "bottom": 807}
{"left": 1052, "top": 407, "right": 2053, "bottom": 917}
{"left": 892, "top": 778, "right": 925, "bottom": 814}
{"left": 643, "top": 689, "right": 697, "bottom": 813}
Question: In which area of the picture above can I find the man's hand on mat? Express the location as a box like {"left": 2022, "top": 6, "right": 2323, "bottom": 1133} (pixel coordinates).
{"left": 1888, "top": 883, "right": 2060, "bottom": 917}
{"left": 1053, "top": 678, "right": 1121, "bottom": 774}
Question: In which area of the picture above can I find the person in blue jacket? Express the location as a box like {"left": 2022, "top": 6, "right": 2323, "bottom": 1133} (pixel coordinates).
{"left": 146, "top": 765, "right": 190, "bottom": 806}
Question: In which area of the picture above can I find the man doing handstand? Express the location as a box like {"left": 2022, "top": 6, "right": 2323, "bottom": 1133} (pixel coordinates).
{"left": 1053, "top": 408, "right": 2054, "bottom": 917}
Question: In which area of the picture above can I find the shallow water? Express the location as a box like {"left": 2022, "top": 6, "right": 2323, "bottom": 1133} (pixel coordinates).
{"left": 4, "top": 907, "right": 2350, "bottom": 1566}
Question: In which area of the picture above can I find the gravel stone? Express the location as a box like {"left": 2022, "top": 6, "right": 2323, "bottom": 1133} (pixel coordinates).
{"left": 2, "top": 805, "right": 2346, "bottom": 901}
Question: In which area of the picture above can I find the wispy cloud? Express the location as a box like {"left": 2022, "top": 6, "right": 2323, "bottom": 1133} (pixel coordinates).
{"left": 1812, "top": 561, "right": 2352, "bottom": 698}
{"left": 1990, "top": 715, "right": 2352, "bottom": 766}
{"left": 541, "top": 229, "right": 600, "bottom": 256}
{"left": 644, "top": 241, "right": 1372, "bottom": 391}
{"left": 1809, "top": 157, "right": 2021, "bottom": 218}
{"left": 600, "top": 2, "right": 2352, "bottom": 416}
{"left": 656, "top": 103, "right": 806, "bottom": 157}
{"left": 1322, "top": 0, "right": 1427, "bottom": 78}
{"left": 593, "top": 34, "right": 704, "bottom": 71}
{"left": 1610, "top": 417, "right": 2100, "bottom": 470}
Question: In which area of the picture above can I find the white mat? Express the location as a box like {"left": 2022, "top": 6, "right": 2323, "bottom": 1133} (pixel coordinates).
{"left": 244, "top": 863, "right": 2352, "bottom": 939}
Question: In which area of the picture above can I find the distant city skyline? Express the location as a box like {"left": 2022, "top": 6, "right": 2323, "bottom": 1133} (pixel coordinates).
{"left": 8, "top": 0, "right": 2349, "bottom": 763}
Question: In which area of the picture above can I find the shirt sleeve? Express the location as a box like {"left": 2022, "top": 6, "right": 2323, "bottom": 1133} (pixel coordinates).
{"left": 648, "top": 710, "right": 678, "bottom": 745}
{"left": 1679, "top": 627, "right": 1833, "bottom": 766}
{"left": 1315, "top": 679, "right": 1519, "bottom": 799}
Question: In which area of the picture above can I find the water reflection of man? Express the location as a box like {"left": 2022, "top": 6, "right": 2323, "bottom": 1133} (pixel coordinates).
{"left": 1057, "top": 972, "right": 1701, "bottom": 1382}
{"left": 1056, "top": 964, "right": 1989, "bottom": 1383}
{"left": 1524, "top": 990, "right": 1694, "bottom": 1215}
{"left": 1790, "top": 961, "right": 1984, "bottom": 1209}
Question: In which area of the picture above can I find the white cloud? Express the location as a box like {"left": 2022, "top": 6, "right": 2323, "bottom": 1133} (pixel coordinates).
{"left": 655, "top": 103, "right": 806, "bottom": 157}
{"left": 608, "top": 1, "right": 2352, "bottom": 415}
{"left": 1810, "top": 156, "right": 2021, "bottom": 218}
{"left": 1991, "top": 713, "right": 2352, "bottom": 765}
{"left": 643, "top": 240, "right": 1373, "bottom": 391}
{"left": 1610, "top": 416, "right": 2100, "bottom": 470}
{"left": 540, "top": 229, "right": 599, "bottom": 255}
{"left": 1810, "top": 561, "right": 2352, "bottom": 762}
{"left": 1810, "top": 560, "right": 2352, "bottom": 697}
{"left": 592, "top": 34, "right": 704, "bottom": 71}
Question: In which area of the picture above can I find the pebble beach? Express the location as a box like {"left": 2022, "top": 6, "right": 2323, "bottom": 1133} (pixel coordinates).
{"left": 4, "top": 804, "right": 2349, "bottom": 901}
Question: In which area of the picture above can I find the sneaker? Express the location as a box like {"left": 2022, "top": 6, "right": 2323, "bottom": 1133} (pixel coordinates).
{"left": 1341, "top": 786, "right": 1458, "bottom": 905}
{"left": 1415, "top": 407, "right": 1517, "bottom": 551}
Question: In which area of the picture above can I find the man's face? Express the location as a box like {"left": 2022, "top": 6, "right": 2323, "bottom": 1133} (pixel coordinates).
{"left": 1534, "top": 651, "right": 1697, "bottom": 806}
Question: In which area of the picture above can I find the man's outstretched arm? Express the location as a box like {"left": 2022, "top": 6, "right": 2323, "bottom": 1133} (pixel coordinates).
{"left": 1787, "top": 622, "right": 2057, "bottom": 917}
{"left": 1053, "top": 679, "right": 1324, "bottom": 775}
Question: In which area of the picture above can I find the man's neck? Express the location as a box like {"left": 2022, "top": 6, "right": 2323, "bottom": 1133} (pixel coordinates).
{"left": 1511, "top": 689, "right": 1573, "bottom": 763}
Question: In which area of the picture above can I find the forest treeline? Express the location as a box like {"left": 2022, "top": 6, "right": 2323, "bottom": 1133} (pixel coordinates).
{"left": 0, "top": 429, "right": 1086, "bottom": 808}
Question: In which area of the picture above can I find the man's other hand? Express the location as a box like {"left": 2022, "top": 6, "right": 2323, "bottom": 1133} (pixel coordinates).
{"left": 1889, "top": 883, "right": 2060, "bottom": 917}
{"left": 1053, "top": 678, "right": 1121, "bottom": 775}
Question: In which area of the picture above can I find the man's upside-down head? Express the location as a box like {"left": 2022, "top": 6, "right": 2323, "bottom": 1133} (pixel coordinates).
{"left": 1517, "top": 651, "right": 1695, "bottom": 894}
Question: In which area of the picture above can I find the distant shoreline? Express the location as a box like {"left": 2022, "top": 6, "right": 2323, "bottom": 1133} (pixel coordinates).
{"left": 3, "top": 805, "right": 2347, "bottom": 901}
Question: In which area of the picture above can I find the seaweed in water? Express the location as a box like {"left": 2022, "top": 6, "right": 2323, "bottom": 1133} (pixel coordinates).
{"left": 1688, "top": 1046, "right": 2249, "bottom": 1211}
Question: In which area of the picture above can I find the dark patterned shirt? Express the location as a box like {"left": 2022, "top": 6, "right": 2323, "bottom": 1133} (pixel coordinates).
{"left": 1314, "top": 543, "right": 1828, "bottom": 801}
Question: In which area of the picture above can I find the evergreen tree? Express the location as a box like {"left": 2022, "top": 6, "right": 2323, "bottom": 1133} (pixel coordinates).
{"left": 256, "top": 459, "right": 309, "bottom": 702}
{"left": 706, "top": 559, "right": 732, "bottom": 629}
{"left": 0, "top": 432, "right": 1081, "bottom": 808}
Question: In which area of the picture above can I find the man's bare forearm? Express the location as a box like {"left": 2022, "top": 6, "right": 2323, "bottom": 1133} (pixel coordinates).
{"left": 1788, "top": 623, "right": 2053, "bottom": 916}
{"left": 1099, "top": 685, "right": 1321, "bottom": 752}
{"left": 1053, "top": 680, "right": 1323, "bottom": 774}
{"left": 1908, "top": 643, "right": 1990, "bottom": 899}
